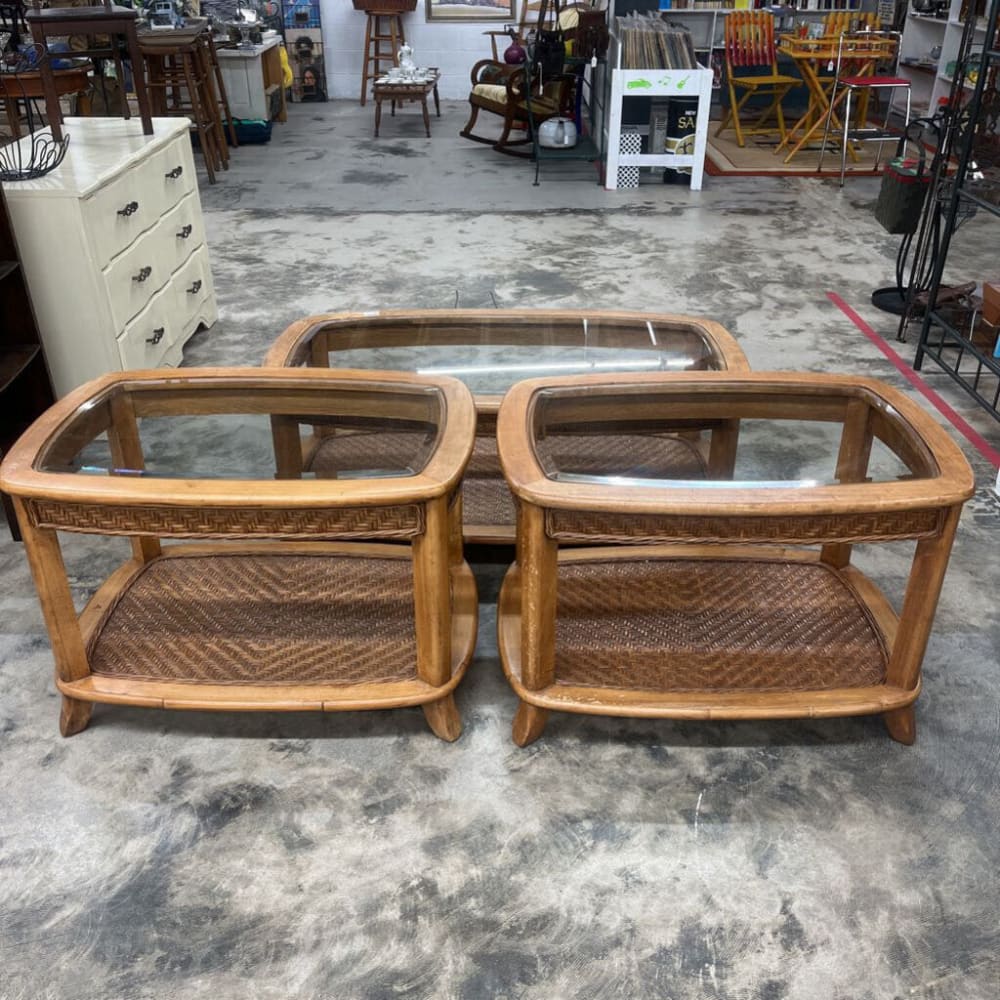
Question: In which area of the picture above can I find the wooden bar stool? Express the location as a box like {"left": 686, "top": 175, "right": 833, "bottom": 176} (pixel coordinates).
{"left": 140, "top": 35, "right": 226, "bottom": 183}
{"left": 192, "top": 35, "right": 233, "bottom": 159}
{"left": 360, "top": 8, "right": 405, "bottom": 106}
{"left": 26, "top": 0, "right": 153, "bottom": 142}
{"left": 203, "top": 32, "right": 238, "bottom": 148}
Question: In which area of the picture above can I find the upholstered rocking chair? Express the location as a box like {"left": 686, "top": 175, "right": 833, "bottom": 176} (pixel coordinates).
{"left": 460, "top": 59, "right": 576, "bottom": 156}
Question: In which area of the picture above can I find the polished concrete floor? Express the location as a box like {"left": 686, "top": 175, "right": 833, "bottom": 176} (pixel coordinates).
{"left": 2, "top": 101, "right": 999, "bottom": 999}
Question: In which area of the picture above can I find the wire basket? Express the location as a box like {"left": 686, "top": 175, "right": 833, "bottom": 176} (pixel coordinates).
{"left": 0, "top": 45, "right": 70, "bottom": 182}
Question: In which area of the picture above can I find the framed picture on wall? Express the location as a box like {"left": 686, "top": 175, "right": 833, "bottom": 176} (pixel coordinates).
{"left": 426, "top": 0, "right": 514, "bottom": 22}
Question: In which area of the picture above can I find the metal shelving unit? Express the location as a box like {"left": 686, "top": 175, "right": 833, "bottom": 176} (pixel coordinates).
{"left": 912, "top": 0, "right": 1000, "bottom": 425}
{"left": 526, "top": 56, "right": 607, "bottom": 186}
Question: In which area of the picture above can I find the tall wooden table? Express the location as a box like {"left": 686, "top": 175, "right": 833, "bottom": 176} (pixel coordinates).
{"left": 776, "top": 33, "right": 896, "bottom": 164}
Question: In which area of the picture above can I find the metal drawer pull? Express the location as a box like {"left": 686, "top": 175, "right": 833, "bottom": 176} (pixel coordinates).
{"left": 132, "top": 266, "right": 152, "bottom": 283}
{"left": 177, "top": 224, "right": 193, "bottom": 239}
{"left": 187, "top": 279, "right": 203, "bottom": 294}
{"left": 146, "top": 328, "right": 165, "bottom": 345}
{"left": 117, "top": 201, "right": 139, "bottom": 218}
{"left": 165, "top": 166, "right": 184, "bottom": 179}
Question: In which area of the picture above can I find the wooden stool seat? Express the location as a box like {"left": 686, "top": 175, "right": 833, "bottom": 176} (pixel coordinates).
{"left": 26, "top": 0, "right": 153, "bottom": 142}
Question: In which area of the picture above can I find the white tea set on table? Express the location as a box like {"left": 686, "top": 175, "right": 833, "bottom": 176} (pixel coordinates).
{"left": 384, "top": 43, "right": 434, "bottom": 83}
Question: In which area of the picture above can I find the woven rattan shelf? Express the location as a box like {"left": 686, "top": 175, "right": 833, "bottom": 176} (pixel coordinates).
{"left": 1, "top": 369, "right": 478, "bottom": 739}
{"left": 266, "top": 309, "right": 748, "bottom": 543}
{"left": 496, "top": 371, "right": 974, "bottom": 747}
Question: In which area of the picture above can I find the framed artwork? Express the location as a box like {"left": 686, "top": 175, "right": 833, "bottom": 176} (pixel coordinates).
{"left": 426, "top": 0, "right": 514, "bottom": 22}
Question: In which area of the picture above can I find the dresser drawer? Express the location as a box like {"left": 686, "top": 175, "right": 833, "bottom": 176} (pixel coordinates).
{"left": 82, "top": 169, "right": 147, "bottom": 267}
{"left": 82, "top": 134, "right": 195, "bottom": 265}
{"left": 117, "top": 289, "right": 178, "bottom": 370}
{"left": 103, "top": 191, "right": 204, "bottom": 331}
{"left": 146, "top": 136, "right": 196, "bottom": 217}
{"left": 104, "top": 224, "right": 169, "bottom": 332}
{"left": 160, "top": 194, "right": 205, "bottom": 275}
{"left": 172, "top": 245, "right": 213, "bottom": 329}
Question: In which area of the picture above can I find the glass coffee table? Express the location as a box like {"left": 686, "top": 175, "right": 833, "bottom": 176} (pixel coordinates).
{"left": 265, "top": 309, "right": 749, "bottom": 543}
{"left": 495, "top": 371, "right": 974, "bottom": 747}
{"left": 0, "top": 368, "right": 478, "bottom": 740}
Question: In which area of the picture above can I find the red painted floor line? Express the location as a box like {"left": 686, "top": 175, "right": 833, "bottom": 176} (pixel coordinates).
{"left": 827, "top": 291, "right": 1000, "bottom": 470}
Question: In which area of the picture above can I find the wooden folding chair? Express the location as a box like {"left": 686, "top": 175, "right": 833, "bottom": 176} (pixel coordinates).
{"left": 715, "top": 10, "right": 799, "bottom": 148}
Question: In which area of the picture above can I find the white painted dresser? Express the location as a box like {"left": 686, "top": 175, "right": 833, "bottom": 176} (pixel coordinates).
{"left": 3, "top": 117, "right": 217, "bottom": 398}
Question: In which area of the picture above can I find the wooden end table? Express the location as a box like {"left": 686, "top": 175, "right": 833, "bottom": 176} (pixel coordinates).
{"left": 496, "top": 371, "right": 974, "bottom": 747}
{"left": 266, "top": 309, "right": 749, "bottom": 544}
{"left": 373, "top": 69, "right": 441, "bottom": 138}
{"left": 0, "top": 368, "right": 478, "bottom": 740}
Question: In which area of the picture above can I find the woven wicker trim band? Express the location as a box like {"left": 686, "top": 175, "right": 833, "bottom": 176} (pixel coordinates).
{"left": 26, "top": 499, "right": 424, "bottom": 539}
{"left": 546, "top": 507, "right": 943, "bottom": 545}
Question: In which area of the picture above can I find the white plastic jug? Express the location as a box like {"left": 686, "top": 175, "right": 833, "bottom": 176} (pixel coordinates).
{"left": 537, "top": 117, "right": 578, "bottom": 149}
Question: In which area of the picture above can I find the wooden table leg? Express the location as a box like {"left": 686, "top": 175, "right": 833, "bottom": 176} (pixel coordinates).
{"left": 374, "top": 94, "right": 382, "bottom": 137}
{"left": 421, "top": 95, "right": 430, "bottom": 137}
{"left": 433, "top": 82, "right": 440, "bottom": 117}
{"left": 422, "top": 694, "right": 461, "bottom": 742}
{"left": 3, "top": 96, "right": 19, "bottom": 140}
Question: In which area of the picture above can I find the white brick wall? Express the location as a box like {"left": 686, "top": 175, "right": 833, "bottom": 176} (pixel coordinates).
{"left": 320, "top": 0, "right": 507, "bottom": 100}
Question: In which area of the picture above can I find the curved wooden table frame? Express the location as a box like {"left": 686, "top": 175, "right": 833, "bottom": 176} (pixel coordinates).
{"left": 266, "top": 309, "right": 750, "bottom": 544}
{"left": 0, "top": 368, "right": 479, "bottom": 741}
{"left": 496, "top": 371, "right": 974, "bottom": 747}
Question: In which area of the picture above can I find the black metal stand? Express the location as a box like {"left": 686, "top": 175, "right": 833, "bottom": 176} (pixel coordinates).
{"left": 911, "top": 0, "right": 1000, "bottom": 423}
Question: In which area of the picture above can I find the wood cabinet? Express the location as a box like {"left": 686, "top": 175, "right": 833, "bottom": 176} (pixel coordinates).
{"left": 215, "top": 36, "right": 288, "bottom": 122}
{"left": 2, "top": 117, "right": 217, "bottom": 398}
{"left": 0, "top": 188, "right": 54, "bottom": 540}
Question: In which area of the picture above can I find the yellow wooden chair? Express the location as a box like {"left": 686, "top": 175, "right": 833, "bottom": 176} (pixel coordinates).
{"left": 715, "top": 10, "right": 800, "bottom": 148}
{"left": 821, "top": 11, "right": 880, "bottom": 36}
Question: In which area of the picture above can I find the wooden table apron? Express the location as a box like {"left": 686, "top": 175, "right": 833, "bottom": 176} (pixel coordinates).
{"left": 776, "top": 35, "right": 894, "bottom": 164}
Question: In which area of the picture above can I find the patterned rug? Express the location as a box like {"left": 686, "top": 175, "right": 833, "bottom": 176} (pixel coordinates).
{"left": 706, "top": 127, "right": 887, "bottom": 178}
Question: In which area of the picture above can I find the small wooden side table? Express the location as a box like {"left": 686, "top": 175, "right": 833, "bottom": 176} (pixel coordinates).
{"left": 373, "top": 69, "right": 441, "bottom": 137}
{"left": 1, "top": 368, "right": 478, "bottom": 741}
{"left": 496, "top": 371, "right": 974, "bottom": 747}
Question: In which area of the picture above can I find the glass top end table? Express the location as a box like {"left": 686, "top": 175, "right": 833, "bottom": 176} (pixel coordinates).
{"left": 495, "top": 371, "right": 975, "bottom": 747}
{"left": 266, "top": 309, "right": 750, "bottom": 543}
{"left": 1, "top": 368, "right": 479, "bottom": 740}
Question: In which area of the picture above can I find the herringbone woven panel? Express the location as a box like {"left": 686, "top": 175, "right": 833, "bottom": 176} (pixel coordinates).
{"left": 311, "top": 430, "right": 706, "bottom": 527}
{"left": 88, "top": 554, "right": 418, "bottom": 685}
{"left": 553, "top": 558, "right": 888, "bottom": 692}
{"left": 548, "top": 507, "right": 942, "bottom": 545}
{"left": 27, "top": 498, "right": 422, "bottom": 539}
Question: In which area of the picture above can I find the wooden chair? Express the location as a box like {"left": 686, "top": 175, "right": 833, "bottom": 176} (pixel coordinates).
{"left": 459, "top": 58, "right": 576, "bottom": 156}
{"left": 821, "top": 11, "right": 880, "bottom": 36}
{"left": 25, "top": 0, "right": 153, "bottom": 142}
{"left": 715, "top": 10, "right": 799, "bottom": 148}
